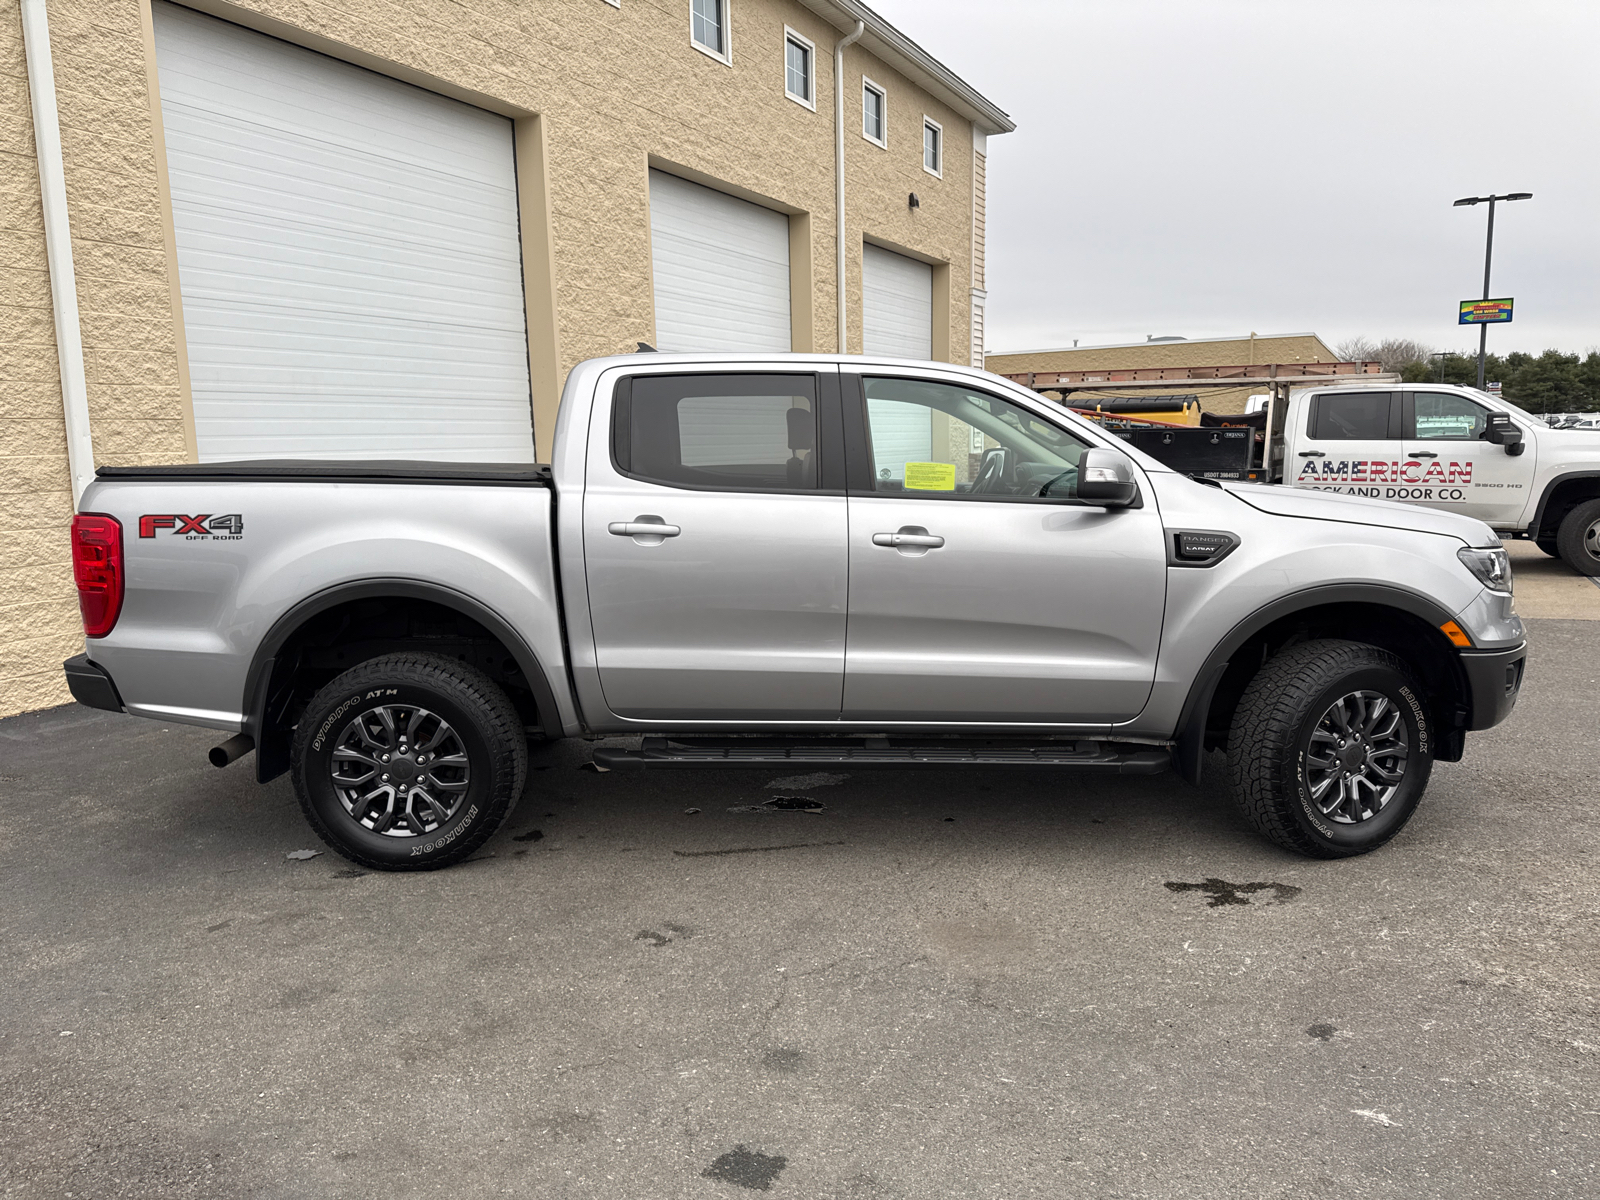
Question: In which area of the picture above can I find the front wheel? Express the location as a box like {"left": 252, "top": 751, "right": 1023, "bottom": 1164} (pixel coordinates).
{"left": 1227, "top": 639, "right": 1434, "bottom": 858}
{"left": 1556, "top": 499, "right": 1600, "bottom": 576}
{"left": 291, "top": 653, "right": 527, "bottom": 870}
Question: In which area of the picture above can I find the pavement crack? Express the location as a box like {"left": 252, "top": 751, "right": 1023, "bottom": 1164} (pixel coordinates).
{"left": 673, "top": 841, "right": 846, "bottom": 858}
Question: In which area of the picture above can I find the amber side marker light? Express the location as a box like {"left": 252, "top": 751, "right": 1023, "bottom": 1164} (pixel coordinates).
{"left": 1439, "top": 620, "right": 1473, "bottom": 649}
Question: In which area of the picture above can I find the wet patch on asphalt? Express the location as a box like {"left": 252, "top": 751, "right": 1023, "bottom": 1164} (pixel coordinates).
{"left": 1164, "top": 877, "right": 1303, "bottom": 907}
{"left": 702, "top": 1145, "right": 787, "bottom": 1190}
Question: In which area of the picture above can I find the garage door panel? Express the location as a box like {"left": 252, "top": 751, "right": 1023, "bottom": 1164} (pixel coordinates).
{"left": 649, "top": 170, "right": 791, "bottom": 353}
{"left": 153, "top": 1, "right": 534, "bottom": 462}
{"left": 862, "top": 243, "right": 933, "bottom": 361}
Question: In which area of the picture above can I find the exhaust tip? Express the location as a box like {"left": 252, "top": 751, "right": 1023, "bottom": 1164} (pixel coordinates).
{"left": 209, "top": 733, "right": 255, "bottom": 768}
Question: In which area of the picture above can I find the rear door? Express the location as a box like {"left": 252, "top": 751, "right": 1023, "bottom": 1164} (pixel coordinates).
{"left": 582, "top": 369, "right": 848, "bottom": 720}
{"left": 1290, "top": 391, "right": 1401, "bottom": 496}
{"left": 1403, "top": 390, "right": 1536, "bottom": 526}
{"left": 840, "top": 369, "right": 1167, "bottom": 724}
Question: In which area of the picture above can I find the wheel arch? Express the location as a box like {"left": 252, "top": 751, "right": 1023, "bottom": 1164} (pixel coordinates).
{"left": 1173, "top": 584, "right": 1471, "bottom": 785}
{"left": 1531, "top": 472, "right": 1600, "bottom": 539}
{"left": 243, "top": 580, "right": 562, "bottom": 783}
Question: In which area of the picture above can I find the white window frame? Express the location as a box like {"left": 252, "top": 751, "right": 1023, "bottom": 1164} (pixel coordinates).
{"left": 690, "top": 0, "right": 731, "bottom": 65}
{"left": 922, "top": 116, "right": 943, "bottom": 178}
{"left": 783, "top": 27, "right": 815, "bottom": 110}
{"left": 602, "top": 0, "right": 620, "bottom": 9}
{"left": 862, "top": 77, "right": 887, "bottom": 148}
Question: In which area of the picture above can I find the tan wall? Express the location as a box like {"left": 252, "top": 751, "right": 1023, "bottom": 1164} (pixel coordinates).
{"left": 986, "top": 334, "right": 1339, "bottom": 377}
{"left": 0, "top": 0, "right": 985, "bottom": 717}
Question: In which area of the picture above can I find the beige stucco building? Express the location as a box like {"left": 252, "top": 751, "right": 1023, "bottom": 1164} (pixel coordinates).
{"left": 1, "top": 0, "right": 1012, "bottom": 717}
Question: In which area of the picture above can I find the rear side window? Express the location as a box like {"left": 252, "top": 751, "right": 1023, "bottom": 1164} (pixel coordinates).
{"left": 1310, "top": 392, "right": 1395, "bottom": 440}
{"left": 614, "top": 374, "right": 818, "bottom": 490}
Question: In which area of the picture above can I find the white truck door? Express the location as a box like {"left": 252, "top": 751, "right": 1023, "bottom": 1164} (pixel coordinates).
{"left": 1289, "top": 390, "right": 1402, "bottom": 497}
{"left": 1403, "top": 390, "right": 1536, "bottom": 528}
{"left": 840, "top": 371, "right": 1167, "bottom": 724}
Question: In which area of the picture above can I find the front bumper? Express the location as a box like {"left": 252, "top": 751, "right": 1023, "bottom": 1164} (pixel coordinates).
{"left": 1460, "top": 644, "right": 1526, "bottom": 731}
{"left": 63, "top": 654, "right": 124, "bottom": 713}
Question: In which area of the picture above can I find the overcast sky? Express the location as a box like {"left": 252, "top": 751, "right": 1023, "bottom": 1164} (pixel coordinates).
{"left": 868, "top": 0, "right": 1600, "bottom": 358}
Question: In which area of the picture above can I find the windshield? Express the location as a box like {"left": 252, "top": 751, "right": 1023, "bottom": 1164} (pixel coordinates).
{"left": 1468, "top": 389, "right": 1547, "bottom": 427}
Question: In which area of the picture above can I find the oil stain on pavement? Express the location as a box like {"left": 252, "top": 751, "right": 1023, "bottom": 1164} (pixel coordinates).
{"left": 1164, "top": 878, "right": 1303, "bottom": 907}
{"left": 703, "top": 1145, "right": 788, "bottom": 1190}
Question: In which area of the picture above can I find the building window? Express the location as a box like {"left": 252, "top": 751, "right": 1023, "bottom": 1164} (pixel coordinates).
{"left": 784, "top": 29, "right": 815, "bottom": 109}
{"left": 862, "top": 79, "right": 886, "bottom": 147}
{"left": 923, "top": 117, "right": 942, "bottom": 176}
{"left": 691, "top": 0, "right": 727, "bottom": 61}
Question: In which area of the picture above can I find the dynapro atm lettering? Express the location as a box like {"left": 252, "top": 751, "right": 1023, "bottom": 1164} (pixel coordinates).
{"left": 138, "top": 514, "right": 245, "bottom": 540}
{"left": 1297, "top": 459, "right": 1473, "bottom": 501}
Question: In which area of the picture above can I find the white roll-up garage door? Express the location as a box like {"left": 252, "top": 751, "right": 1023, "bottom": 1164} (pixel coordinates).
{"left": 862, "top": 243, "right": 933, "bottom": 360}
{"left": 152, "top": 2, "right": 534, "bottom": 462}
{"left": 649, "top": 170, "right": 791, "bottom": 353}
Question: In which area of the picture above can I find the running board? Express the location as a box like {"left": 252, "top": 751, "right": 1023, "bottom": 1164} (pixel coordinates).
{"left": 591, "top": 736, "right": 1171, "bottom": 774}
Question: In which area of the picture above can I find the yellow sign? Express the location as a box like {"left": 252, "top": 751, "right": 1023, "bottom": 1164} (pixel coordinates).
{"left": 903, "top": 461, "right": 956, "bottom": 491}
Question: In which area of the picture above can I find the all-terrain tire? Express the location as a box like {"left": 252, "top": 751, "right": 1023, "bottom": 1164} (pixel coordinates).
{"left": 1555, "top": 499, "right": 1600, "bottom": 576}
{"left": 1227, "top": 639, "right": 1433, "bottom": 859}
{"left": 291, "top": 653, "right": 527, "bottom": 871}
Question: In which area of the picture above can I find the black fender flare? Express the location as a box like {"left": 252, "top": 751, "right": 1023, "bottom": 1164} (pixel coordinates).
{"left": 1530, "top": 471, "right": 1600, "bottom": 538}
{"left": 1171, "top": 583, "right": 1465, "bottom": 785}
{"left": 243, "top": 579, "right": 562, "bottom": 783}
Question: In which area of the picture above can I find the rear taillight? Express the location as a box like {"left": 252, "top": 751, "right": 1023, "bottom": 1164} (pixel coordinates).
{"left": 71, "top": 513, "right": 124, "bottom": 638}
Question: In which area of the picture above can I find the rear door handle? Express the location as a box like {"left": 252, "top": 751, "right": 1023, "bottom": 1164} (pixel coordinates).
{"left": 873, "top": 531, "right": 944, "bottom": 548}
{"left": 609, "top": 515, "right": 680, "bottom": 544}
{"left": 1407, "top": 451, "right": 1438, "bottom": 458}
{"left": 1297, "top": 450, "right": 1326, "bottom": 458}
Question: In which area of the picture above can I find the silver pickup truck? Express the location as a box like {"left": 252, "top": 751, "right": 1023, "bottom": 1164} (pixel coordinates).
{"left": 63, "top": 353, "right": 1527, "bottom": 870}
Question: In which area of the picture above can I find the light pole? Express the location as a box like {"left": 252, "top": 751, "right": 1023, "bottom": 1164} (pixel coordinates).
{"left": 1453, "top": 191, "right": 1532, "bottom": 390}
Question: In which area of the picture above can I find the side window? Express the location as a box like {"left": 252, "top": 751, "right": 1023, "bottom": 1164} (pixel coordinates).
{"left": 1309, "top": 392, "right": 1395, "bottom": 440}
{"left": 615, "top": 374, "right": 817, "bottom": 491}
{"left": 1412, "top": 391, "right": 1489, "bottom": 440}
{"left": 860, "top": 377, "right": 1086, "bottom": 500}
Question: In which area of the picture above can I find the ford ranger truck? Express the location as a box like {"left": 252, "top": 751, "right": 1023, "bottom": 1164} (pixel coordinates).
{"left": 61, "top": 354, "right": 1527, "bottom": 870}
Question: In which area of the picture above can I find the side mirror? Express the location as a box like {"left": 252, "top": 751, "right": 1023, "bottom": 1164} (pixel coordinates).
{"left": 1076, "top": 447, "right": 1140, "bottom": 508}
{"left": 1482, "top": 412, "right": 1525, "bottom": 455}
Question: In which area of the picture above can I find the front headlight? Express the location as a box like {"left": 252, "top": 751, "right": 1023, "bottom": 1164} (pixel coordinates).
{"left": 1457, "top": 546, "right": 1513, "bottom": 593}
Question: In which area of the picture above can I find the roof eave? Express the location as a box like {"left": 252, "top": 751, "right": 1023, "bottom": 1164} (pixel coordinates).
{"left": 796, "top": 0, "right": 1015, "bottom": 135}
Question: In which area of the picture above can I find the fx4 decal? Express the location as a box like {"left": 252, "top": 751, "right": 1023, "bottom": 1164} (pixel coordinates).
{"left": 139, "top": 513, "right": 245, "bottom": 540}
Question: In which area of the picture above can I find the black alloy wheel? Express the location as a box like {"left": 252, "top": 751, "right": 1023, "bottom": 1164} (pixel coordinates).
{"left": 291, "top": 653, "right": 526, "bottom": 870}
{"left": 1228, "top": 639, "right": 1434, "bottom": 858}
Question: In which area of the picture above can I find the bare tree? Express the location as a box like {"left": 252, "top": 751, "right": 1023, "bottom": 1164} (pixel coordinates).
{"left": 1334, "top": 336, "right": 1377, "bottom": 363}
{"left": 1334, "top": 336, "right": 1432, "bottom": 372}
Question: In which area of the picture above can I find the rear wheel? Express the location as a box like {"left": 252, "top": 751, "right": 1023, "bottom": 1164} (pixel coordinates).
{"left": 1556, "top": 499, "right": 1600, "bottom": 576}
{"left": 1227, "top": 639, "right": 1433, "bottom": 858}
{"left": 291, "top": 653, "right": 526, "bottom": 870}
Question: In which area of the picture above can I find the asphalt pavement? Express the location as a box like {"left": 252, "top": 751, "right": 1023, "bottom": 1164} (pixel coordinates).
{"left": 2, "top": 619, "right": 1597, "bottom": 1199}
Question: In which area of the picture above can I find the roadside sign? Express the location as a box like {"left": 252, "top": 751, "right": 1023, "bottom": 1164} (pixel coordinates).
{"left": 1460, "top": 298, "right": 1514, "bottom": 324}
{"left": 1487, "top": 381, "right": 1502, "bottom": 395}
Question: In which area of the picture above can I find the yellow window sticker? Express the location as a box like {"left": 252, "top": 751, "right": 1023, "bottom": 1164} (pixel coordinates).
{"left": 903, "top": 462, "right": 957, "bottom": 491}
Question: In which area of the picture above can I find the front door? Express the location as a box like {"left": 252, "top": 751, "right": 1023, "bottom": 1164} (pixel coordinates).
{"left": 842, "top": 371, "right": 1167, "bottom": 724}
{"left": 1404, "top": 390, "right": 1536, "bottom": 527}
{"left": 582, "top": 370, "right": 847, "bottom": 720}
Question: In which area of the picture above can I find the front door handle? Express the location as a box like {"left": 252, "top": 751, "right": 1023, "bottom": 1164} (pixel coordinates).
{"left": 1407, "top": 451, "right": 1438, "bottom": 458}
{"left": 872, "top": 528, "right": 944, "bottom": 549}
{"left": 609, "top": 515, "right": 680, "bottom": 545}
{"left": 1298, "top": 450, "right": 1326, "bottom": 458}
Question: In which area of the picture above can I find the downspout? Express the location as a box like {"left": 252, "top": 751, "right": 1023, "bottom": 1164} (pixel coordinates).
{"left": 834, "top": 19, "right": 865, "bottom": 354}
{"left": 21, "top": 0, "right": 93, "bottom": 508}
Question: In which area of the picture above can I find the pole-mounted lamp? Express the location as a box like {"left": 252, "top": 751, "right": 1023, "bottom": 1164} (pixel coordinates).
{"left": 1453, "top": 192, "right": 1533, "bottom": 390}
